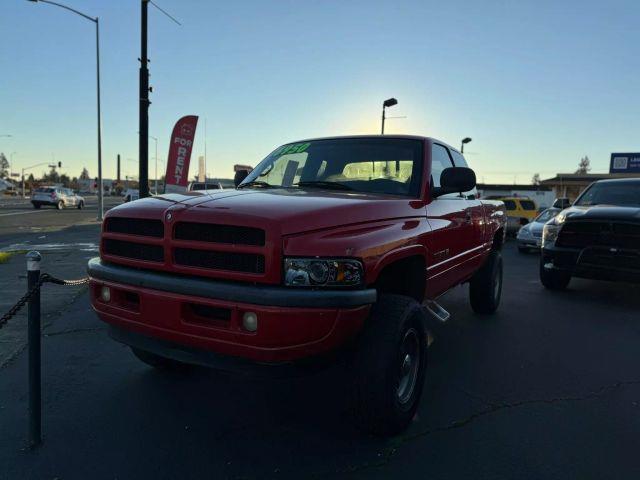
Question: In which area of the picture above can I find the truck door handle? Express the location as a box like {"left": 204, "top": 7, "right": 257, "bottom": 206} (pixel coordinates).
{"left": 465, "top": 213, "right": 472, "bottom": 223}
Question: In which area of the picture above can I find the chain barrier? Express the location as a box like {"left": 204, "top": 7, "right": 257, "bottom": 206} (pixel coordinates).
{"left": 0, "top": 273, "right": 89, "bottom": 329}
{"left": 1, "top": 251, "right": 92, "bottom": 448}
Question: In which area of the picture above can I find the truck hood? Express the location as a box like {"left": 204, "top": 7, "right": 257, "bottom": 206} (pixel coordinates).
{"left": 108, "top": 189, "right": 426, "bottom": 235}
{"left": 560, "top": 205, "right": 640, "bottom": 222}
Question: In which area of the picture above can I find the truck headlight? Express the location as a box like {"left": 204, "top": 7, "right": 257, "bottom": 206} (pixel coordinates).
{"left": 542, "top": 224, "right": 559, "bottom": 247}
{"left": 284, "top": 258, "right": 364, "bottom": 287}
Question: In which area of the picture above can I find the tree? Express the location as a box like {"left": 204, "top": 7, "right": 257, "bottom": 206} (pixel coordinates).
{"left": 42, "top": 166, "right": 60, "bottom": 184}
{"left": 0, "top": 152, "right": 9, "bottom": 178}
{"left": 575, "top": 156, "right": 591, "bottom": 174}
{"left": 531, "top": 173, "right": 541, "bottom": 185}
{"left": 80, "top": 167, "right": 90, "bottom": 180}
{"left": 59, "top": 174, "right": 71, "bottom": 187}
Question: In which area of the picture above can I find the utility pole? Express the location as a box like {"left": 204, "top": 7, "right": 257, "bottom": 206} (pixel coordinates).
{"left": 139, "top": 0, "right": 150, "bottom": 199}
{"left": 117, "top": 154, "right": 121, "bottom": 183}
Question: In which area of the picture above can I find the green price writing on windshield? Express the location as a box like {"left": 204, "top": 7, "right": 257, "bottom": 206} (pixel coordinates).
{"left": 274, "top": 142, "right": 310, "bottom": 157}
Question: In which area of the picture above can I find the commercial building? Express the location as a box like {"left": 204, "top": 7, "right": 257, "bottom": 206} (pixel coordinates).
{"left": 477, "top": 183, "right": 554, "bottom": 209}
{"left": 539, "top": 173, "right": 640, "bottom": 202}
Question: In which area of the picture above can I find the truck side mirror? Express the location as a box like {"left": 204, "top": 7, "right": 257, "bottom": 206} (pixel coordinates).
{"left": 432, "top": 167, "right": 476, "bottom": 198}
{"left": 234, "top": 169, "right": 249, "bottom": 187}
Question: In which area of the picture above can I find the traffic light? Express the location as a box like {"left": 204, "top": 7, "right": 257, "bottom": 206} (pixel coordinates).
{"left": 58, "top": 161, "right": 62, "bottom": 168}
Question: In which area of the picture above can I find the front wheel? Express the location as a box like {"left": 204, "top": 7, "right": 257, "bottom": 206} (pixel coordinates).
{"left": 517, "top": 246, "right": 528, "bottom": 254}
{"left": 539, "top": 261, "right": 571, "bottom": 290}
{"left": 469, "top": 250, "right": 503, "bottom": 314}
{"left": 56, "top": 201, "right": 64, "bottom": 210}
{"left": 33, "top": 203, "right": 40, "bottom": 209}
{"left": 352, "top": 294, "right": 427, "bottom": 435}
{"left": 77, "top": 201, "right": 84, "bottom": 210}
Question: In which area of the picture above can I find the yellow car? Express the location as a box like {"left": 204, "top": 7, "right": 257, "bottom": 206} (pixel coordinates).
{"left": 496, "top": 197, "right": 538, "bottom": 233}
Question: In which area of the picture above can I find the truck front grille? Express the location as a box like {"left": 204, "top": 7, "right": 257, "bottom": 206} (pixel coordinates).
{"left": 174, "top": 248, "right": 265, "bottom": 274}
{"left": 174, "top": 222, "right": 265, "bottom": 246}
{"left": 556, "top": 221, "right": 640, "bottom": 250}
{"left": 579, "top": 248, "right": 640, "bottom": 272}
{"left": 104, "top": 217, "right": 164, "bottom": 238}
{"left": 103, "top": 239, "right": 164, "bottom": 262}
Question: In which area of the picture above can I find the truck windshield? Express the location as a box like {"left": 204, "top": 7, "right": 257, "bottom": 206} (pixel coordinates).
{"left": 240, "top": 138, "right": 424, "bottom": 197}
{"left": 574, "top": 181, "right": 640, "bottom": 208}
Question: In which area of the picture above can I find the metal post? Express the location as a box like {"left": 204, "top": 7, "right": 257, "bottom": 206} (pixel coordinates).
{"left": 139, "top": 0, "right": 150, "bottom": 199}
{"left": 26, "top": 251, "right": 42, "bottom": 448}
{"left": 381, "top": 106, "right": 386, "bottom": 135}
{"left": 96, "top": 18, "right": 104, "bottom": 221}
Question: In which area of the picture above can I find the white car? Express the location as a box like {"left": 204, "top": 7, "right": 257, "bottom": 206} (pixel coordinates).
{"left": 31, "top": 187, "right": 85, "bottom": 210}
{"left": 123, "top": 189, "right": 140, "bottom": 203}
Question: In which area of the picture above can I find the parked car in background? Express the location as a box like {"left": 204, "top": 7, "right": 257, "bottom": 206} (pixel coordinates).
{"left": 552, "top": 197, "right": 571, "bottom": 209}
{"left": 31, "top": 186, "right": 85, "bottom": 210}
{"left": 540, "top": 178, "right": 640, "bottom": 290}
{"left": 187, "top": 180, "right": 224, "bottom": 192}
{"left": 495, "top": 196, "right": 538, "bottom": 233}
{"left": 123, "top": 189, "right": 139, "bottom": 203}
{"left": 516, "top": 207, "right": 561, "bottom": 252}
{"left": 89, "top": 135, "right": 506, "bottom": 435}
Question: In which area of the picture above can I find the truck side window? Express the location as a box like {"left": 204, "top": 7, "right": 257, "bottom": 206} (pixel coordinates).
{"left": 450, "top": 150, "right": 478, "bottom": 199}
{"left": 431, "top": 144, "right": 454, "bottom": 188}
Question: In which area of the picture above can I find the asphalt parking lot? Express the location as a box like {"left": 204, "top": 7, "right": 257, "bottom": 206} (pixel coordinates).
{"left": 0, "top": 196, "right": 121, "bottom": 245}
{"left": 0, "top": 232, "right": 639, "bottom": 479}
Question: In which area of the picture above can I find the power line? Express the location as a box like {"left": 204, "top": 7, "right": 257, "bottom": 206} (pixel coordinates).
{"left": 149, "top": 0, "right": 182, "bottom": 26}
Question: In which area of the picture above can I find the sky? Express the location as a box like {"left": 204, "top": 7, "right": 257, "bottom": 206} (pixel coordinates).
{"left": 1, "top": 0, "right": 638, "bottom": 184}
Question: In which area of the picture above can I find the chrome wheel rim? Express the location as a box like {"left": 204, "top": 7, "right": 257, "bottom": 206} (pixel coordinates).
{"left": 397, "top": 327, "right": 420, "bottom": 404}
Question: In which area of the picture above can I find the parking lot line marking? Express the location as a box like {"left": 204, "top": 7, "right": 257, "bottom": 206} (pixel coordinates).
{"left": 0, "top": 210, "right": 47, "bottom": 217}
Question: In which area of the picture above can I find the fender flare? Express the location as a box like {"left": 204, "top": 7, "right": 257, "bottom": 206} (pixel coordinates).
{"left": 369, "top": 244, "right": 428, "bottom": 284}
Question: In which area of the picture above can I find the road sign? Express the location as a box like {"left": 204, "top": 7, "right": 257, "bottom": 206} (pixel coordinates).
{"left": 610, "top": 153, "right": 640, "bottom": 173}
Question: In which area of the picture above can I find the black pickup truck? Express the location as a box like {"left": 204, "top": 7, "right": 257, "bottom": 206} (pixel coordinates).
{"left": 540, "top": 178, "right": 640, "bottom": 289}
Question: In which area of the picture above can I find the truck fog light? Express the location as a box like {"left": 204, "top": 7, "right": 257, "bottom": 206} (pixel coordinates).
{"left": 100, "top": 286, "right": 111, "bottom": 303}
{"left": 242, "top": 311, "right": 258, "bottom": 332}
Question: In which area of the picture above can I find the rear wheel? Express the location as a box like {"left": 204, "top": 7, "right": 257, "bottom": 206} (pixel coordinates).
{"left": 517, "top": 246, "right": 528, "bottom": 254}
{"left": 469, "top": 250, "right": 503, "bottom": 314}
{"left": 77, "top": 201, "right": 84, "bottom": 210}
{"left": 131, "top": 347, "right": 192, "bottom": 371}
{"left": 352, "top": 294, "right": 427, "bottom": 435}
{"left": 33, "top": 203, "right": 40, "bottom": 209}
{"left": 539, "top": 261, "right": 571, "bottom": 290}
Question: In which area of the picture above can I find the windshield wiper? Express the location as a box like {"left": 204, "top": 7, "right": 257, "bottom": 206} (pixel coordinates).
{"left": 294, "top": 181, "right": 354, "bottom": 191}
{"left": 237, "top": 180, "right": 274, "bottom": 189}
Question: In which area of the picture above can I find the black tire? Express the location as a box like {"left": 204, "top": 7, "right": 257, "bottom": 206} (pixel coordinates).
{"left": 131, "top": 347, "right": 192, "bottom": 371}
{"left": 469, "top": 250, "right": 503, "bottom": 314}
{"left": 352, "top": 294, "right": 427, "bottom": 435}
{"left": 517, "top": 246, "right": 528, "bottom": 254}
{"left": 539, "top": 261, "right": 571, "bottom": 290}
{"left": 33, "top": 203, "right": 40, "bottom": 209}
{"left": 56, "top": 201, "right": 64, "bottom": 210}
{"left": 77, "top": 201, "right": 84, "bottom": 210}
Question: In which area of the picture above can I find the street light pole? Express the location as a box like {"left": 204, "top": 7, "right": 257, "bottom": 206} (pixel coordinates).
{"left": 27, "top": 0, "right": 103, "bottom": 221}
{"left": 461, "top": 137, "right": 472, "bottom": 154}
{"left": 139, "top": 0, "right": 150, "bottom": 199}
{"left": 149, "top": 135, "right": 158, "bottom": 194}
{"left": 381, "top": 98, "right": 398, "bottom": 135}
{"left": 95, "top": 17, "right": 103, "bottom": 221}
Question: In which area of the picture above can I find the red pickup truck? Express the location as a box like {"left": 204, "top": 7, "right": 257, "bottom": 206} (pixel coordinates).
{"left": 88, "top": 135, "right": 506, "bottom": 434}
